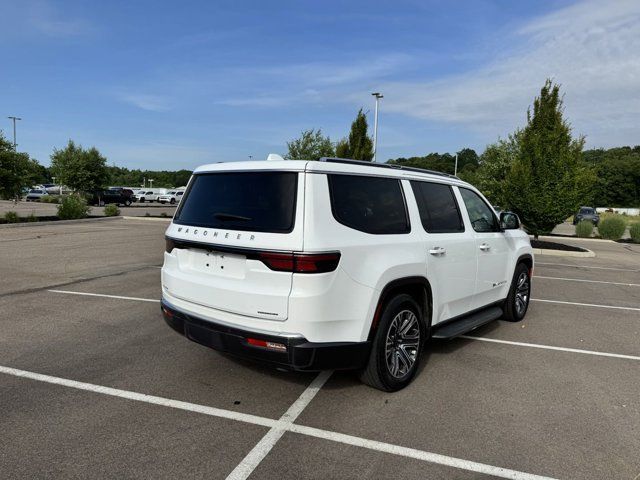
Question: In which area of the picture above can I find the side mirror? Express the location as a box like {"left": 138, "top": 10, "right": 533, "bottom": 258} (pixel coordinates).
{"left": 500, "top": 211, "right": 520, "bottom": 230}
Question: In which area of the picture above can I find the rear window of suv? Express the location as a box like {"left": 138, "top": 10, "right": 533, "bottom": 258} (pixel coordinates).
{"left": 174, "top": 172, "right": 298, "bottom": 233}
{"left": 328, "top": 174, "right": 410, "bottom": 234}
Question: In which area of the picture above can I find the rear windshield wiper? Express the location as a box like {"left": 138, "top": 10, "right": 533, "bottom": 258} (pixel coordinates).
{"left": 214, "top": 212, "right": 252, "bottom": 222}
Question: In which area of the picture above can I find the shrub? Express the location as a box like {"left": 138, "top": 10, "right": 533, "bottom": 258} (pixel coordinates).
{"left": 4, "top": 211, "right": 20, "bottom": 223}
{"left": 41, "top": 195, "right": 61, "bottom": 204}
{"left": 575, "top": 220, "right": 593, "bottom": 238}
{"left": 57, "top": 195, "right": 90, "bottom": 220}
{"left": 160, "top": 212, "right": 168, "bottom": 218}
{"left": 630, "top": 223, "right": 640, "bottom": 244}
{"left": 597, "top": 215, "right": 627, "bottom": 240}
{"left": 103, "top": 204, "right": 120, "bottom": 217}
{"left": 26, "top": 212, "right": 38, "bottom": 222}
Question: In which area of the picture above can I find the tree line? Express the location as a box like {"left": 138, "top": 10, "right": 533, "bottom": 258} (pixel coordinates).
{"left": 0, "top": 137, "right": 192, "bottom": 199}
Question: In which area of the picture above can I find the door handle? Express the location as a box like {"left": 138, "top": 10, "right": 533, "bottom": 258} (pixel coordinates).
{"left": 479, "top": 243, "right": 491, "bottom": 251}
{"left": 429, "top": 247, "right": 446, "bottom": 256}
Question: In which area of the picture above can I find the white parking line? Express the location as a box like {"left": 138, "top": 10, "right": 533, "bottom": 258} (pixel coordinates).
{"left": 531, "top": 298, "right": 640, "bottom": 312}
{"left": 535, "top": 262, "right": 640, "bottom": 272}
{"left": 0, "top": 365, "right": 557, "bottom": 480}
{"left": 462, "top": 336, "right": 640, "bottom": 361}
{"left": 48, "top": 290, "right": 160, "bottom": 303}
{"left": 226, "top": 371, "right": 332, "bottom": 480}
{"left": 534, "top": 276, "right": 640, "bottom": 287}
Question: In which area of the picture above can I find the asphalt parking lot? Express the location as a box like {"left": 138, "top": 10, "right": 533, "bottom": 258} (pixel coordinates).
{"left": 0, "top": 199, "right": 177, "bottom": 218}
{"left": 1, "top": 219, "right": 639, "bottom": 479}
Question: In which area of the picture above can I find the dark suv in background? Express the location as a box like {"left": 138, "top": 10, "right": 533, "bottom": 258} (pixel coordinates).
{"left": 573, "top": 206, "right": 599, "bottom": 225}
{"left": 88, "top": 189, "right": 133, "bottom": 206}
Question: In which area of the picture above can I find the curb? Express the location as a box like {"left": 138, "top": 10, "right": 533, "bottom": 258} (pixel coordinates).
{"left": 0, "top": 216, "right": 122, "bottom": 229}
{"left": 532, "top": 247, "right": 595, "bottom": 258}
{"left": 535, "top": 235, "right": 615, "bottom": 244}
{"left": 122, "top": 216, "right": 172, "bottom": 222}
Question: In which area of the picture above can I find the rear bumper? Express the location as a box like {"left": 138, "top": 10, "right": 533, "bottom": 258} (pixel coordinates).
{"left": 161, "top": 301, "right": 370, "bottom": 371}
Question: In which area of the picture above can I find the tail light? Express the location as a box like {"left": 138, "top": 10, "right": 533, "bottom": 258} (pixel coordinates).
{"left": 247, "top": 338, "right": 287, "bottom": 352}
{"left": 258, "top": 252, "right": 340, "bottom": 273}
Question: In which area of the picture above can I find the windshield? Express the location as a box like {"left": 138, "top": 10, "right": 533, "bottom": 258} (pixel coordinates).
{"left": 580, "top": 208, "right": 595, "bottom": 214}
{"left": 174, "top": 172, "right": 298, "bottom": 233}
{"left": 30, "top": 190, "right": 43, "bottom": 194}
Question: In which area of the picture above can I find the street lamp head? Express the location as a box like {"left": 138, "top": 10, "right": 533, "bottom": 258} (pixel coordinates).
{"left": 371, "top": 92, "right": 383, "bottom": 99}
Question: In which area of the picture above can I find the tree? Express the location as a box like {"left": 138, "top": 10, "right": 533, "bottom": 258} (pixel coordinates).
{"left": 473, "top": 133, "right": 521, "bottom": 207}
{"left": 505, "top": 80, "right": 595, "bottom": 237}
{"left": 285, "top": 129, "right": 335, "bottom": 160}
{"left": 336, "top": 109, "right": 374, "bottom": 161}
{"left": 0, "top": 131, "right": 41, "bottom": 200}
{"left": 582, "top": 146, "right": 640, "bottom": 207}
{"left": 50, "top": 140, "right": 109, "bottom": 193}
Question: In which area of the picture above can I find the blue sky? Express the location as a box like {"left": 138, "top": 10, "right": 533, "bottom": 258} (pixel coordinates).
{"left": 2, "top": 0, "right": 639, "bottom": 170}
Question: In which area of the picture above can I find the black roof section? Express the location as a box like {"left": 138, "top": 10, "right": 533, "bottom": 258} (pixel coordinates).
{"left": 319, "top": 157, "right": 459, "bottom": 180}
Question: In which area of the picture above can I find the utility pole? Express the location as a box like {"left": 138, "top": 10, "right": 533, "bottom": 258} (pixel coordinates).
{"left": 454, "top": 154, "right": 458, "bottom": 176}
{"left": 371, "top": 93, "right": 383, "bottom": 162}
{"left": 149, "top": 179, "right": 154, "bottom": 188}
{"left": 7, "top": 116, "right": 21, "bottom": 150}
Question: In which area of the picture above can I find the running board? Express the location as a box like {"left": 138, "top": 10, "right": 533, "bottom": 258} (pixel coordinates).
{"left": 431, "top": 306, "right": 503, "bottom": 339}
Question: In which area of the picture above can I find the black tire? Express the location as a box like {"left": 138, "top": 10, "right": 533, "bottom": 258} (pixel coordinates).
{"left": 502, "top": 263, "right": 531, "bottom": 322}
{"left": 359, "top": 294, "right": 424, "bottom": 392}
{"left": 170, "top": 198, "right": 176, "bottom": 204}
{"left": 140, "top": 198, "right": 145, "bottom": 203}
{"left": 125, "top": 199, "right": 131, "bottom": 207}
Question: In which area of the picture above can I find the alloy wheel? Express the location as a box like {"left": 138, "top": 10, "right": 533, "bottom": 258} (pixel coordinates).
{"left": 384, "top": 310, "right": 420, "bottom": 378}
{"left": 515, "top": 271, "right": 530, "bottom": 316}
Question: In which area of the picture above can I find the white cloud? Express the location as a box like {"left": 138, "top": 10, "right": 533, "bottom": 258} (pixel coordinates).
{"left": 118, "top": 93, "right": 171, "bottom": 112}
{"left": 214, "top": 54, "right": 412, "bottom": 107}
{"left": 376, "top": 0, "right": 640, "bottom": 147}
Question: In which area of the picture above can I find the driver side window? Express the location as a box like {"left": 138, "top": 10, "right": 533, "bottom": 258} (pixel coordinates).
{"left": 459, "top": 188, "right": 500, "bottom": 233}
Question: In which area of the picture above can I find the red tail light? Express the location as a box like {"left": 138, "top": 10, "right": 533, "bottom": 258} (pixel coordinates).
{"left": 258, "top": 252, "right": 340, "bottom": 273}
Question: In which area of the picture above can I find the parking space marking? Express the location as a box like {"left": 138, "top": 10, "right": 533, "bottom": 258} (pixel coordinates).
{"left": 532, "top": 298, "right": 640, "bottom": 312}
{"left": 534, "top": 276, "right": 640, "bottom": 287}
{"left": 288, "top": 424, "right": 557, "bottom": 480}
{"left": 226, "top": 370, "right": 332, "bottom": 480}
{"left": 0, "top": 364, "right": 277, "bottom": 428}
{"left": 0, "top": 365, "right": 556, "bottom": 480}
{"left": 462, "top": 336, "right": 640, "bottom": 361}
{"left": 535, "top": 262, "right": 640, "bottom": 272}
{"left": 48, "top": 290, "right": 160, "bottom": 303}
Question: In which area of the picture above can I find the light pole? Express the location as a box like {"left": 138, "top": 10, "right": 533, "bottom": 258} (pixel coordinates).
{"left": 149, "top": 179, "right": 154, "bottom": 188}
{"left": 454, "top": 154, "right": 458, "bottom": 176}
{"left": 371, "top": 93, "right": 383, "bottom": 162}
{"left": 7, "top": 116, "right": 21, "bottom": 150}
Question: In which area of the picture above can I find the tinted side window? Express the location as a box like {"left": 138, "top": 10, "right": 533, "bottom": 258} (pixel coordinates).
{"left": 459, "top": 188, "right": 500, "bottom": 233}
{"left": 328, "top": 174, "right": 409, "bottom": 234}
{"left": 410, "top": 181, "right": 464, "bottom": 233}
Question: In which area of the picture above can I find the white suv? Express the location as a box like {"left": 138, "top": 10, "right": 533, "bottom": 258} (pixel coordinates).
{"left": 161, "top": 158, "right": 533, "bottom": 391}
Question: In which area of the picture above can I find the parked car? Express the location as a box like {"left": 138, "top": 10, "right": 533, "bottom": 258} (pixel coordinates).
{"left": 161, "top": 157, "right": 533, "bottom": 391}
{"left": 88, "top": 189, "right": 132, "bottom": 206}
{"left": 135, "top": 190, "right": 158, "bottom": 203}
{"left": 25, "top": 189, "right": 49, "bottom": 201}
{"left": 573, "top": 206, "right": 599, "bottom": 225}
{"left": 157, "top": 190, "right": 184, "bottom": 205}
